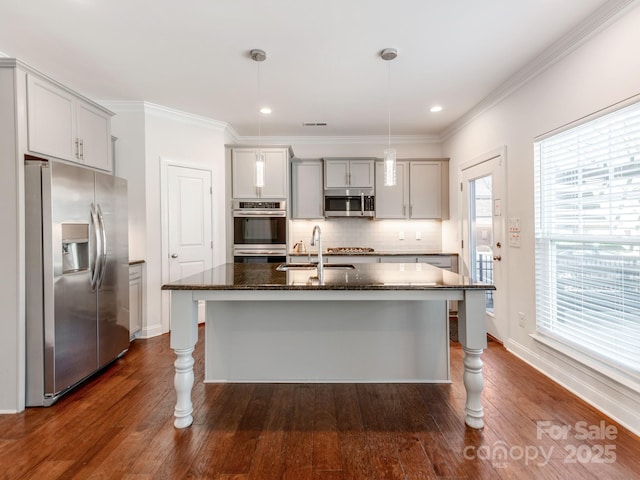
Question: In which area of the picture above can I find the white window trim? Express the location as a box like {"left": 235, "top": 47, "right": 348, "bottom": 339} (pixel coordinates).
{"left": 534, "top": 95, "right": 640, "bottom": 384}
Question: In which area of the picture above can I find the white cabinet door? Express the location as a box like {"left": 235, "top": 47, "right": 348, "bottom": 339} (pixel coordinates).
{"left": 349, "top": 160, "right": 374, "bottom": 188}
{"left": 375, "top": 161, "right": 408, "bottom": 219}
{"left": 27, "top": 75, "right": 75, "bottom": 161}
{"left": 232, "top": 148, "right": 287, "bottom": 199}
{"left": 27, "top": 74, "right": 113, "bottom": 171}
{"left": 324, "top": 160, "right": 349, "bottom": 188}
{"left": 129, "top": 264, "right": 143, "bottom": 338}
{"left": 232, "top": 149, "right": 258, "bottom": 198}
{"left": 76, "top": 100, "right": 112, "bottom": 171}
{"left": 409, "top": 162, "right": 442, "bottom": 219}
{"left": 261, "top": 149, "right": 288, "bottom": 198}
{"left": 292, "top": 160, "right": 324, "bottom": 219}
{"left": 324, "top": 159, "right": 374, "bottom": 188}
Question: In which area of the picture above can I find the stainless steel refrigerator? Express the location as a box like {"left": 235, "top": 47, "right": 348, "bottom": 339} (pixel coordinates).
{"left": 25, "top": 159, "right": 129, "bottom": 406}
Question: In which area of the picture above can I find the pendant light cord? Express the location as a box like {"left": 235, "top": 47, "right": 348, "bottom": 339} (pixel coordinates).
{"left": 257, "top": 60, "right": 262, "bottom": 142}
{"left": 387, "top": 60, "right": 391, "bottom": 149}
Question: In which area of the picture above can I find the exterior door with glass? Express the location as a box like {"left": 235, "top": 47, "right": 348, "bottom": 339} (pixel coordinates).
{"left": 460, "top": 149, "right": 507, "bottom": 341}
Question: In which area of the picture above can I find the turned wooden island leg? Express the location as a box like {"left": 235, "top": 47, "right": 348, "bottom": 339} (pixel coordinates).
{"left": 169, "top": 291, "right": 199, "bottom": 429}
{"left": 458, "top": 290, "right": 488, "bottom": 429}
{"left": 173, "top": 346, "right": 195, "bottom": 428}
{"left": 462, "top": 346, "right": 484, "bottom": 429}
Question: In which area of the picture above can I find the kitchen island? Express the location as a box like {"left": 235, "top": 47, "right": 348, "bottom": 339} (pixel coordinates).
{"left": 162, "top": 262, "right": 494, "bottom": 430}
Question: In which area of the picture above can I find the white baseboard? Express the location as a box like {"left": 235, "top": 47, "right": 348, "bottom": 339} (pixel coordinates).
{"left": 505, "top": 338, "right": 640, "bottom": 437}
{"left": 136, "top": 323, "right": 165, "bottom": 339}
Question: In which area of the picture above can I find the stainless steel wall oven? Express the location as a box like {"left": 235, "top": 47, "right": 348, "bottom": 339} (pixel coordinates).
{"left": 233, "top": 200, "right": 287, "bottom": 263}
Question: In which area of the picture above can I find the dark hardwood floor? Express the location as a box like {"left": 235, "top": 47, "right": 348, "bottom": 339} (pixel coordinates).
{"left": 1, "top": 327, "right": 639, "bottom": 479}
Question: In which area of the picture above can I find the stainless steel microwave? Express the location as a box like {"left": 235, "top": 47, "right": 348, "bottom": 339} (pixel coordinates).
{"left": 324, "top": 190, "right": 375, "bottom": 217}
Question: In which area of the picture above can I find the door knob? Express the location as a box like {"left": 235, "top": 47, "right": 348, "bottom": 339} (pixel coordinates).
{"left": 493, "top": 255, "right": 502, "bottom": 261}
{"left": 171, "top": 253, "right": 179, "bottom": 258}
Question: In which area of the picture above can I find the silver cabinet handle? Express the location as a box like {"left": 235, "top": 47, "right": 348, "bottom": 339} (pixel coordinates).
{"left": 75, "top": 139, "right": 81, "bottom": 159}
{"left": 80, "top": 139, "right": 84, "bottom": 160}
{"left": 171, "top": 253, "right": 179, "bottom": 258}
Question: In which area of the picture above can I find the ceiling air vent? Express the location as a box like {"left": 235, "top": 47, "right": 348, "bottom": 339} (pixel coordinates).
{"left": 302, "top": 122, "right": 327, "bottom": 127}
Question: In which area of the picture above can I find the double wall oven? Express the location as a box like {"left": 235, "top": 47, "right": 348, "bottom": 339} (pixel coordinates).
{"left": 233, "top": 200, "right": 287, "bottom": 263}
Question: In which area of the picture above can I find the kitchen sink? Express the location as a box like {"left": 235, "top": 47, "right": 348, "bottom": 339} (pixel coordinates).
{"left": 276, "top": 263, "right": 355, "bottom": 271}
{"left": 276, "top": 263, "right": 316, "bottom": 271}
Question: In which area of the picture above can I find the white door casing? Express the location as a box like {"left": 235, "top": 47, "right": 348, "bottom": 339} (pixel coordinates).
{"left": 460, "top": 147, "right": 508, "bottom": 342}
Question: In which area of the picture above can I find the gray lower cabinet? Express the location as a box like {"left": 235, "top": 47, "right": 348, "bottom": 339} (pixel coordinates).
{"left": 129, "top": 263, "right": 144, "bottom": 339}
{"left": 378, "top": 254, "right": 458, "bottom": 272}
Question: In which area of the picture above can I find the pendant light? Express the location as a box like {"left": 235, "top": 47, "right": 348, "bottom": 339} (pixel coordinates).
{"left": 381, "top": 48, "right": 398, "bottom": 187}
{"left": 251, "top": 49, "right": 267, "bottom": 188}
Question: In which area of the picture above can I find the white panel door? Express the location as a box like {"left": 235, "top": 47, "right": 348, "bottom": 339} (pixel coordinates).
{"left": 167, "top": 165, "right": 213, "bottom": 282}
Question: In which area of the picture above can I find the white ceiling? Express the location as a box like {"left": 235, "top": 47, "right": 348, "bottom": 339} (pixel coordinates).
{"left": 0, "top": 0, "right": 629, "bottom": 138}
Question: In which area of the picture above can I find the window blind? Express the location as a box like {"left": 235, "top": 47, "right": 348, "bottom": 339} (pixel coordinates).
{"left": 534, "top": 101, "right": 640, "bottom": 376}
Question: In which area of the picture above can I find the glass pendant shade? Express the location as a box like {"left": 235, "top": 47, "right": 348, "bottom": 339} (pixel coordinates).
{"left": 383, "top": 148, "right": 397, "bottom": 186}
{"left": 255, "top": 150, "right": 265, "bottom": 188}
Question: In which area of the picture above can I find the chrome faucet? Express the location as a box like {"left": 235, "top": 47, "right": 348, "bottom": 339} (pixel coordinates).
{"left": 310, "top": 225, "right": 323, "bottom": 280}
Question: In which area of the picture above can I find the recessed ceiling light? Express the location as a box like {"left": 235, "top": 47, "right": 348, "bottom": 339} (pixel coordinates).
{"left": 430, "top": 105, "right": 443, "bottom": 113}
{"left": 260, "top": 107, "right": 272, "bottom": 114}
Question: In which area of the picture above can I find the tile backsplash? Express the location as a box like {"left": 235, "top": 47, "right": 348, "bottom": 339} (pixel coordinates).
{"left": 289, "top": 218, "right": 442, "bottom": 252}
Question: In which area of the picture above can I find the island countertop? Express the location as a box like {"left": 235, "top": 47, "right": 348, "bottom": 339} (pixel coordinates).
{"left": 161, "top": 262, "right": 494, "bottom": 291}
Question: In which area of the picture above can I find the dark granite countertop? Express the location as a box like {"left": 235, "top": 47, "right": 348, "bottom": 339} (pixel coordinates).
{"left": 162, "top": 262, "right": 493, "bottom": 291}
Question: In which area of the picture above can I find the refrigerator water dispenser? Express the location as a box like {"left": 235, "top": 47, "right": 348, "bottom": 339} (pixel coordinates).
{"left": 62, "top": 223, "right": 89, "bottom": 274}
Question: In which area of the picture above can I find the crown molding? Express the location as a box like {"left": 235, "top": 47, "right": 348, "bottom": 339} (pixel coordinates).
{"left": 234, "top": 134, "right": 440, "bottom": 146}
{"left": 440, "top": 0, "right": 640, "bottom": 141}
{"left": 100, "top": 100, "right": 233, "bottom": 133}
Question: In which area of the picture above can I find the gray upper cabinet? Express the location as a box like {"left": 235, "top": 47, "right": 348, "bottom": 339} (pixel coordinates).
{"left": 291, "top": 159, "right": 324, "bottom": 219}
{"left": 232, "top": 147, "right": 288, "bottom": 199}
{"left": 324, "top": 158, "right": 374, "bottom": 189}
{"left": 375, "top": 159, "right": 449, "bottom": 220}
{"left": 26, "top": 74, "right": 113, "bottom": 171}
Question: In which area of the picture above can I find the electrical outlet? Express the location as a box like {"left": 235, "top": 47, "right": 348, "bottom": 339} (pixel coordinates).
{"left": 399, "top": 231, "right": 405, "bottom": 240}
{"left": 415, "top": 231, "right": 422, "bottom": 240}
{"left": 518, "top": 312, "right": 526, "bottom": 327}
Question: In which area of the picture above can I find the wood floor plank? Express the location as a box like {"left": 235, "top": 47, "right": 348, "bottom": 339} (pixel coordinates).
{"left": 312, "top": 384, "right": 341, "bottom": 474}
{"left": 357, "top": 383, "right": 407, "bottom": 479}
{"left": 1, "top": 328, "right": 639, "bottom": 480}
{"left": 280, "top": 384, "right": 315, "bottom": 480}
{"left": 247, "top": 384, "right": 295, "bottom": 480}
{"left": 219, "top": 384, "right": 275, "bottom": 475}
{"left": 332, "top": 384, "right": 377, "bottom": 480}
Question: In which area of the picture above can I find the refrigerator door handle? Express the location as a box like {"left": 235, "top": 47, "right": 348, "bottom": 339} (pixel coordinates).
{"left": 89, "top": 203, "right": 101, "bottom": 290}
{"left": 96, "top": 204, "right": 108, "bottom": 289}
